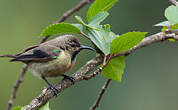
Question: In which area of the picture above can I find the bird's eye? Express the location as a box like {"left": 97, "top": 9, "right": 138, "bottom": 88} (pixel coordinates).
{"left": 69, "top": 42, "right": 76, "bottom": 47}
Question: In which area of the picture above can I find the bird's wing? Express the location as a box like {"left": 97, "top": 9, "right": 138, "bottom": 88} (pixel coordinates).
{"left": 10, "top": 45, "right": 62, "bottom": 62}
{"left": 15, "top": 45, "right": 38, "bottom": 56}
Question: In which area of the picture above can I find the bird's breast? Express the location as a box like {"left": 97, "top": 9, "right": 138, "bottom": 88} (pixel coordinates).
{"left": 29, "top": 51, "right": 73, "bottom": 77}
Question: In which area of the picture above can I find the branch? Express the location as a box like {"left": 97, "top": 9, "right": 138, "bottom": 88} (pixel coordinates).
{"left": 40, "top": 0, "right": 94, "bottom": 44}
{"left": 56, "top": 0, "right": 94, "bottom": 23}
{"left": 113, "top": 29, "right": 178, "bottom": 58}
{"left": 23, "top": 30, "right": 178, "bottom": 110}
{"left": 90, "top": 79, "right": 111, "bottom": 110}
{"left": 169, "top": 0, "right": 178, "bottom": 6}
{"left": 7, "top": 65, "right": 28, "bottom": 110}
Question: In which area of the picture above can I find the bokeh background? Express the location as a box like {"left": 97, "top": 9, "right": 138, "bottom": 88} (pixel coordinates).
{"left": 0, "top": 0, "right": 178, "bottom": 110}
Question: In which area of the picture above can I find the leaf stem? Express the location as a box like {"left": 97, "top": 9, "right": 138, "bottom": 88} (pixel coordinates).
{"left": 80, "top": 32, "right": 91, "bottom": 40}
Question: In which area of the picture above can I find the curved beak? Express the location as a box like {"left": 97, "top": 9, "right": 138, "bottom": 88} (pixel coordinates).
{"left": 80, "top": 45, "right": 96, "bottom": 52}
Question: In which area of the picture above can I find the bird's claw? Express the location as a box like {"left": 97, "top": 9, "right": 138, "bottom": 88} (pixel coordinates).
{"left": 47, "top": 85, "right": 58, "bottom": 96}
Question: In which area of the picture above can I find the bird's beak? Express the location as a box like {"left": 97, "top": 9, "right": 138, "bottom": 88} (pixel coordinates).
{"left": 80, "top": 45, "right": 96, "bottom": 52}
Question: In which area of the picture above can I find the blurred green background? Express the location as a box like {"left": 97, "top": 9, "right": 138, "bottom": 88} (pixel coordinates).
{"left": 0, "top": 0, "right": 178, "bottom": 110}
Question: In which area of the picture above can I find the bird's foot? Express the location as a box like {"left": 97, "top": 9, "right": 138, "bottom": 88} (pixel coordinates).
{"left": 47, "top": 85, "right": 58, "bottom": 96}
{"left": 62, "top": 74, "right": 75, "bottom": 84}
{"left": 41, "top": 76, "right": 58, "bottom": 96}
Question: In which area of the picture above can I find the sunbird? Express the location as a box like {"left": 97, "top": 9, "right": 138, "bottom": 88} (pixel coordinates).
{"left": 2, "top": 35, "right": 95, "bottom": 95}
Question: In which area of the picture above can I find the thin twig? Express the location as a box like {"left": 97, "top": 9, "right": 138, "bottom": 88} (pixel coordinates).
{"left": 7, "top": 65, "right": 28, "bottom": 110}
{"left": 40, "top": 0, "right": 94, "bottom": 44}
{"left": 83, "top": 67, "right": 103, "bottom": 80}
{"left": 56, "top": 0, "right": 94, "bottom": 23}
{"left": 169, "top": 0, "right": 178, "bottom": 6}
{"left": 90, "top": 79, "right": 111, "bottom": 110}
{"left": 39, "top": 35, "right": 50, "bottom": 44}
{"left": 84, "top": 54, "right": 113, "bottom": 80}
{"left": 80, "top": 32, "right": 91, "bottom": 40}
{"left": 86, "top": 56, "right": 113, "bottom": 110}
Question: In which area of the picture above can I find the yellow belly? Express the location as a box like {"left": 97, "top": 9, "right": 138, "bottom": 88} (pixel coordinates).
{"left": 29, "top": 51, "right": 72, "bottom": 77}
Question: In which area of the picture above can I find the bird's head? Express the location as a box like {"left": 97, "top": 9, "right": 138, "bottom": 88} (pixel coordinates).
{"left": 56, "top": 35, "right": 95, "bottom": 57}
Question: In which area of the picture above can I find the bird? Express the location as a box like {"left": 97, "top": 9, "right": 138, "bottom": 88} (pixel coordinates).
{"left": 1, "top": 35, "right": 95, "bottom": 95}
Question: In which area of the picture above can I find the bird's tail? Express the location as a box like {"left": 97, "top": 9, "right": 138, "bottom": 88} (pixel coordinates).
{"left": 0, "top": 53, "right": 37, "bottom": 62}
{"left": 0, "top": 54, "right": 16, "bottom": 58}
{"left": 0, "top": 54, "right": 27, "bottom": 62}
{"left": 0, "top": 54, "right": 19, "bottom": 62}
{"left": 9, "top": 54, "right": 35, "bottom": 62}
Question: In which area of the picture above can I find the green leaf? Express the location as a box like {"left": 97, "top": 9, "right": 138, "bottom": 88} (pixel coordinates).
{"left": 75, "top": 16, "right": 98, "bottom": 30}
{"left": 39, "top": 102, "right": 51, "bottom": 110}
{"left": 161, "top": 27, "right": 168, "bottom": 31}
{"left": 12, "top": 106, "right": 22, "bottom": 110}
{"left": 40, "top": 23, "right": 81, "bottom": 36}
{"left": 86, "top": 28, "right": 108, "bottom": 54}
{"left": 165, "top": 5, "right": 178, "bottom": 25}
{"left": 72, "top": 23, "right": 83, "bottom": 31}
{"left": 111, "top": 32, "right": 147, "bottom": 54}
{"left": 168, "top": 38, "right": 176, "bottom": 42}
{"left": 86, "top": 0, "right": 118, "bottom": 22}
{"left": 86, "top": 25, "right": 116, "bottom": 55}
{"left": 154, "top": 21, "right": 171, "bottom": 27}
{"left": 102, "top": 56, "right": 125, "bottom": 82}
{"left": 161, "top": 24, "right": 178, "bottom": 31}
{"left": 88, "top": 12, "right": 109, "bottom": 26}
